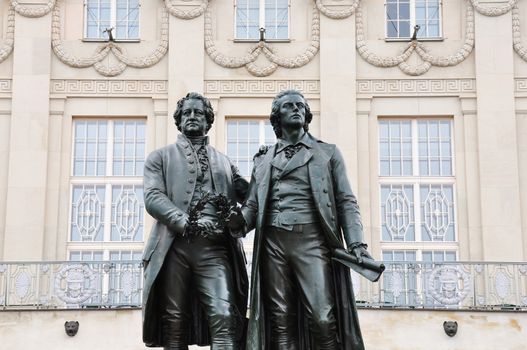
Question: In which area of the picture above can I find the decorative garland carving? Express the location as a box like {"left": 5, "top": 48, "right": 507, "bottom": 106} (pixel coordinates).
{"left": 51, "top": 0, "right": 168, "bottom": 77}
{"left": 315, "top": 0, "right": 360, "bottom": 19}
{"left": 165, "top": 0, "right": 208, "bottom": 19}
{"left": 355, "top": 1, "right": 474, "bottom": 76}
{"left": 11, "top": 0, "right": 56, "bottom": 18}
{"left": 0, "top": 6, "right": 15, "bottom": 63}
{"left": 512, "top": 6, "right": 527, "bottom": 61}
{"left": 470, "top": 0, "right": 517, "bottom": 17}
{"left": 205, "top": 4, "right": 320, "bottom": 77}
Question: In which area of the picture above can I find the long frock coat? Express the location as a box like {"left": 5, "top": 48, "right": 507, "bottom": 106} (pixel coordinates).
{"left": 241, "top": 133, "right": 366, "bottom": 350}
{"left": 142, "top": 135, "right": 249, "bottom": 347}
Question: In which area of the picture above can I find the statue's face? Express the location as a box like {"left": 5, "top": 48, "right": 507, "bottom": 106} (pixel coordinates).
{"left": 278, "top": 94, "right": 306, "bottom": 131}
{"left": 180, "top": 99, "right": 208, "bottom": 136}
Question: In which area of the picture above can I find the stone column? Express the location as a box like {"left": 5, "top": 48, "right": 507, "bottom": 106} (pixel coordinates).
{"left": 3, "top": 13, "right": 52, "bottom": 260}
{"left": 167, "top": 7, "right": 205, "bottom": 144}
{"left": 319, "top": 12, "right": 358, "bottom": 189}
{"left": 474, "top": 11, "right": 523, "bottom": 260}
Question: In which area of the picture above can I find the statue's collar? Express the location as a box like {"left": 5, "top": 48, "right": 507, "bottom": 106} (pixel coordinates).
{"left": 276, "top": 132, "right": 315, "bottom": 154}
{"left": 178, "top": 134, "right": 209, "bottom": 147}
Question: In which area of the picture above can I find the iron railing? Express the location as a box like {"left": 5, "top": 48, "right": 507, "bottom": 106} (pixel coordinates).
{"left": 0, "top": 261, "right": 526, "bottom": 311}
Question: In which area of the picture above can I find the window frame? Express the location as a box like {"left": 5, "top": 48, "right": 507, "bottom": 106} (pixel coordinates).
{"left": 384, "top": 0, "right": 443, "bottom": 42}
{"left": 233, "top": 0, "right": 291, "bottom": 43}
{"left": 83, "top": 0, "right": 141, "bottom": 42}
{"left": 225, "top": 117, "right": 276, "bottom": 178}
{"left": 67, "top": 118, "right": 146, "bottom": 260}
{"left": 378, "top": 117, "right": 458, "bottom": 257}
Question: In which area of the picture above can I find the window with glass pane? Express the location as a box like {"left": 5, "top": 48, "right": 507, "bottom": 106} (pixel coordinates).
{"left": 386, "top": 0, "right": 441, "bottom": 39}
{"left": 235, "top": 0, "right": 289, "bottom": 40}
{"left": 69, "top": 119, "right": 145, "bottom": 260}
{"left": 85, "top": 0, "right": 139, "bottom": 40}
{"left": 379, "top": 118, "right": 457, "bottom": 257}
{"left": 226, "top": 119, "right": 275, "bottom": 177}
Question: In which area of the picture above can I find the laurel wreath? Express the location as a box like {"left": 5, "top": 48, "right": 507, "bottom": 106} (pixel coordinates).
{"left": 183, "top": 192, "right": 233, "bottom": 241}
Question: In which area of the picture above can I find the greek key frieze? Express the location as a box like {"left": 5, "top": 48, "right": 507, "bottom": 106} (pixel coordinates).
{"left": 50, "top": 79, "right": 168, "bottom": 96}
{"left": 204, "top": 80, "right": 320, "bottom": 96}
{"left": 357, "top": 79, "right": 476, "bottom": 95}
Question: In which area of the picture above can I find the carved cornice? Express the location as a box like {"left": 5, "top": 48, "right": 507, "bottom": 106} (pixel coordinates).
{"left": 204, "top": 80, "right": 320, "bottom": 96}
{"left": 356, "top": 79, "right": 476, "bottom": 95}
{"left": 50, "top": 79, "right": 168, "bottom": 96}
{"left": 51, "top": 0, "right": 168, "bottom": 77}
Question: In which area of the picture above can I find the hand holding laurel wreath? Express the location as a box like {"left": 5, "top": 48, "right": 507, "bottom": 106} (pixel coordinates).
{"left": 183, "top": 191, "right": 235, "bottom": 240}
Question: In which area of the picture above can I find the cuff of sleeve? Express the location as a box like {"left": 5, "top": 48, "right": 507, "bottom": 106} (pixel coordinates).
{"left": 169, "top": 213, "right": 189, "bottom": 234}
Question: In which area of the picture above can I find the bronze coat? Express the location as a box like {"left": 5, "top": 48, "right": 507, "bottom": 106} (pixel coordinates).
{"left": 242, "top": 133, "right": 365, "bottom": 350}
{"left": 142, "top": 135, "right": 248, "bottom": 347}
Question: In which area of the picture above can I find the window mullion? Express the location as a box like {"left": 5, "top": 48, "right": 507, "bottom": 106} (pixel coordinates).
{"left": 107, "top": 121, "right": 114, "bottom": 176}
{"left": 259, "top": 0, "right": 265, "bottom": 30}
{"left": 104, "top": 183, "right": 112, "bottom": 242}
{"left": 412, "top": 119, "right": 419, "bottom": 176}
{"left": 259, "top": 119, "right": 265, "bottom": 146}
{"left": 413, "top": 181, "right": 421, "bottom": 242}
{"left": 410, "top": 0, "right": 416, "bottom": 34}
{"left": 111, "top": 0, "right": 117, "bottom": 30}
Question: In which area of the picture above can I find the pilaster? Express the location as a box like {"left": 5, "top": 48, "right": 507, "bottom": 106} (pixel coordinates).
{"left": 3, "top": 13, "right": 52, "bottom": 260}
{"left": 474, "top": 11, "right": 523, "bottom": 260}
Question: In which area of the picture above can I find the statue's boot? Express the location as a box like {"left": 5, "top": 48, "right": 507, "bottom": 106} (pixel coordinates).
{"left": 209, "top": 313, "right": 238, "bottom": 350}
{"left": 162, "top": 319, "right": 189, "bottom": 350}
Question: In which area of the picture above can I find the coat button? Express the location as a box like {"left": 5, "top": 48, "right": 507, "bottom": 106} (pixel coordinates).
{"left": 184, "top": 200, "right": 189, "bottom": 205}
{"left": 186, "top": 153, "right": 191, "bottom": 157}
{"left": 331, "top": 216, "right": 335, "bottom": 221}
{"left": 327, "top": 203, "right": 331, "bottom": 207}
{"left": 323, "top": 189, "right": 328, "bottom": 193}
{"left": 188, "top": 179, "right": 194, "bottom": 183}
{"left": 189, "top": 169, "right": 195, "bottom": 173}
{"left": 186, "top": 190, "right": 192, "bottom": 194}
{"left": 189, "top": 160, "right": 195, "bottom": 164}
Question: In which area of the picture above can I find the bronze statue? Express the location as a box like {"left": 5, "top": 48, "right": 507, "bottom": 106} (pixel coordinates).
{"left": 230, "top": 90, "right": 382, "bottom": 349}
{"left": 142, "top": 92, "right": 249, "bottom": 349}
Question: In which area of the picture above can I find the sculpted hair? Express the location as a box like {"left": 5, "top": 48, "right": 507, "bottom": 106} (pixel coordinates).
{"left": 270, "top": 90, "right": 313, "bottom": 138}
{"left": 173, "top": 92, "right": 215, "bottom": 132}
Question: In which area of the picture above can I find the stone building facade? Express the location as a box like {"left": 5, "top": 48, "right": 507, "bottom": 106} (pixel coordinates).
{"left": 0, "top": 0, "right": 526, "bottom": 349}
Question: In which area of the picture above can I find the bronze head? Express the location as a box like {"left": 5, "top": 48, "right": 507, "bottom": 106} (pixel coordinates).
{"left": 173, "top": 92, "right": 215, "bottom": 136}
{"left": 270, "top": 90, "right": 313, "bottom": 138}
